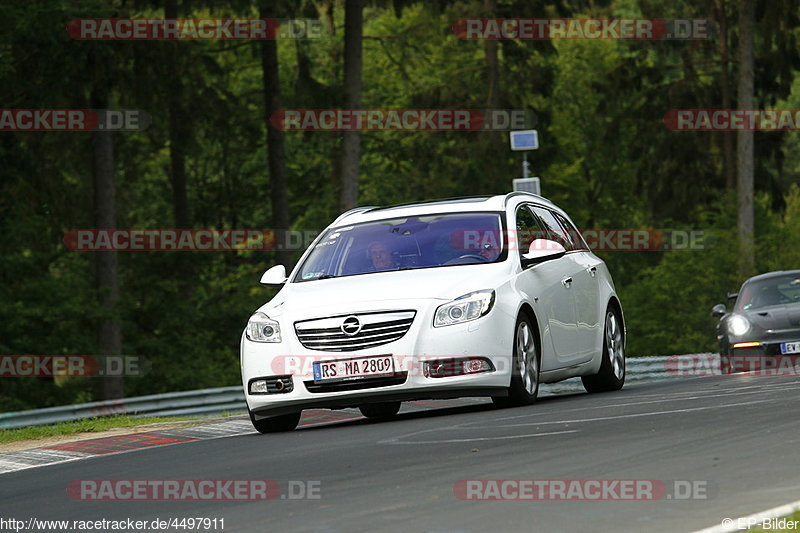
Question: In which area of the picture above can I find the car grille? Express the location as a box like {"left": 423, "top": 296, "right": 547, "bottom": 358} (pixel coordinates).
{"left": 294, "top": 311, "right": 416, "bottom": 352}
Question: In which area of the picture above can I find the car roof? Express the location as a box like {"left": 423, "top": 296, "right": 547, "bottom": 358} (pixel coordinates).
{"left": 333, "top": 192, "right": 558, "bottom": 226}
{"left": 744, "top": 269, "right": 800, "bottom": 284}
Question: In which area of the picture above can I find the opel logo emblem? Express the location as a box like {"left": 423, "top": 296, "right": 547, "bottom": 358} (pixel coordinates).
{"left": 341, "top": 316, "right": 362, "bottom": 336}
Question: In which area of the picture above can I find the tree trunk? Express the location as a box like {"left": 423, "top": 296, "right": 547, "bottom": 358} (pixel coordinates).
{"left": 260, "top": 3, "right": 292, "bottom": 267}
{"left": 484, "top": 0, "right": 500, "bottom": 109}
{"left": 92, "top": 91, "right": 123, "bottom": 400}
{"left": 737, "top": 0, "right": 755, "bottom": 277}
{"left": 482, "top": 0, "right": 502, "bottom": 194}
{"left": 715, "top": 0, "right": 735, "bottom": 191}
{"left": 165, "top": 0, "right": 190, "bottom": 228}
{"left": 339, "top": 0, "right": 363, "bottom": 211}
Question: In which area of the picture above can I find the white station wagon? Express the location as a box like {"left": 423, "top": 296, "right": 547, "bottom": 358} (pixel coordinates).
{"left": 241, "top": 193, "right": 626, "bottom": 432}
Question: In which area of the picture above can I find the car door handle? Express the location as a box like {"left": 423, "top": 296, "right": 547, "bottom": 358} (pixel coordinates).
{"left": 586, "top": 266, "right": 597, "bottom": 277}
{"left": 561, "top": 277, "right": 573, "bottom": 288}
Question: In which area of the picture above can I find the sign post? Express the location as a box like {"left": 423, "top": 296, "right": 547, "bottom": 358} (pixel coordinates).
{"left": 509, "top": 130, "right": 539, "bottom": 193}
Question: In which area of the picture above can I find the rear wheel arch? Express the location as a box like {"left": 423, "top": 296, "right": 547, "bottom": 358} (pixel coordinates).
{"left": 581, "top": 302, "right": 626, "bottom": 393}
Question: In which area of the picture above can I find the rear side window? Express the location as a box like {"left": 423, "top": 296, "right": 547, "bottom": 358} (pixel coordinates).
{"left": 530, "top": 206, "right": 574, "bottom": 250}
{"left": 553, "top": 211, "right": 589, "bottom": 251}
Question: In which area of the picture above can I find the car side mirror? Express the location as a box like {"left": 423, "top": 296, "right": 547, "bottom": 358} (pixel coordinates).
{"left": 521, "top": 239, "right": 567, "bottom": 269}
{"left": 726, "top": 292, "right": 739, "bottom": 300}
{"left": 710, "top": 303, "right": 727, "bottom": 318}
{"left": 260, "top": 265, "right": 287, "bottom": 285}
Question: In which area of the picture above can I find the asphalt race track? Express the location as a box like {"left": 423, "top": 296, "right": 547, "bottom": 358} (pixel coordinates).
{"left": 2, "top": 375, "right": 799, "bottom": 533}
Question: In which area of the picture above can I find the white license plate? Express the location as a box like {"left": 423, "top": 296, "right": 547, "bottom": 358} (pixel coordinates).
{"left": 313, "top": 355, "right": 394, "bottom": 382}
{"left": 780, "top": 342, "right": 800, "bottom": 355}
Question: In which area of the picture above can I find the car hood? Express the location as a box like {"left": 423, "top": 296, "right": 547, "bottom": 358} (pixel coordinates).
{"left": 260, "top": 264, "right": 509, "bottom": 318}
{"left": 743, "top": 303, "right": 800, "bottom": 330}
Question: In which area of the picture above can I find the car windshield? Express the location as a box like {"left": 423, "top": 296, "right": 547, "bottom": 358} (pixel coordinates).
{"left": 735, "top": 274, "right": 800, "bottom": 311}
{"left": 294, "top": 212, "right": 505, "bottom": 282}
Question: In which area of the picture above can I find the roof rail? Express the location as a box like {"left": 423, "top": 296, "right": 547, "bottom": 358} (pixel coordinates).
{"left": 330, "top": 206, "right": 378, "bottom": 225}
{"left": 503, "top": 191, "right": 550, "bottom": 207}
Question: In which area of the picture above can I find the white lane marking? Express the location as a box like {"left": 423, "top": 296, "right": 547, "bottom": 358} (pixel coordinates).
{"left": 380, "top": 429, "right": 578, "bottom": 445}
{"left": 488, "top": 388, "right": 785, "bottom": 424}
{"left": 693, "top": 497, "right": 800, "bottom": 533}
{"left": 627, "top": 380, "right": 800, "bottom": 400}
{"left": 378, "top": 400, "right": 770, "bottom": 444}
{"left": 380, "top": 399, "right": 771, "bottom": 444}
{"left": 487, "top": 400, "right": 772, "bottom": 428}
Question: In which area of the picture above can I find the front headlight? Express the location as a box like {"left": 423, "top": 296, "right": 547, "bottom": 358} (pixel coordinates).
{"left": 246, "top": 312, "right": 282, "bottom": 343}
{"left": 728, "top": 314, "right": 751, "bottom": 336}
{"left": 434, "top": 290, "right": 495, "bottom": 327}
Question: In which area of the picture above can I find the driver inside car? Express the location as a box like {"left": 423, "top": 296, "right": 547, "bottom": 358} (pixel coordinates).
{"left": 368, "top": 241, "right": 398, "bottom": 271}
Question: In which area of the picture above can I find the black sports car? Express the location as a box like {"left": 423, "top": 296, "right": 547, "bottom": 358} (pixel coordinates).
{"left": 711, "top": 270, "right": 800, "bottom": 374}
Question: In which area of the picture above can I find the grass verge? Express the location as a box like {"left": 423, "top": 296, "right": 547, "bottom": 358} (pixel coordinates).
{"left": 0, "top": 415, "right": 199, "bottom": 444}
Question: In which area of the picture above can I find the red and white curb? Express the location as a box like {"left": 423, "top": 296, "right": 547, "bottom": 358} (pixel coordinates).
{"left": 0, "top": 399, "right": 478, "bottom": 475}
{"left": 0, "top": 418, "right": 254, "bottom": 474}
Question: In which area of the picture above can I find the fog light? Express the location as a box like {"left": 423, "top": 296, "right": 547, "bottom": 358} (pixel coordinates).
{"left": 423, "top": 360, "right": 450, "bottom": 378}
{"left": 463, "top": 358, "right": 491, "bottom": 374}
{"left": 423, "top": 357, "right": 494, "bottom": 378}
{"left": 250, "top": 380, "right": 268, "bottom": 393}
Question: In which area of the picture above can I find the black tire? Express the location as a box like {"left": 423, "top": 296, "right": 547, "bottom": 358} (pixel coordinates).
{"left": 582, "top": 308, "right": 625, "bottom": 393}
{"left": 493, "top": 314, "right": 540, "bottom": 407}
{"left": 359, "top": 401, "right": 401, "bottom": 419}
{"left": 248, "top": 410, "right": 301, "bottom": 433}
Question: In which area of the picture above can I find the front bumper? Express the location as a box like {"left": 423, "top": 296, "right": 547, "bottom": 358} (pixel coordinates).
{"left": 723, "top": 329, "right": 800, "bottom": 372}
{"left": 241, "top": 301, "right": 515, "bottom": 416}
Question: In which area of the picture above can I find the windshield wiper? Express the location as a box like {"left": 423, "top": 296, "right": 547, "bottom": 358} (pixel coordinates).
{"left": 316, "top": 274, "right": 338, "bottom": 280}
